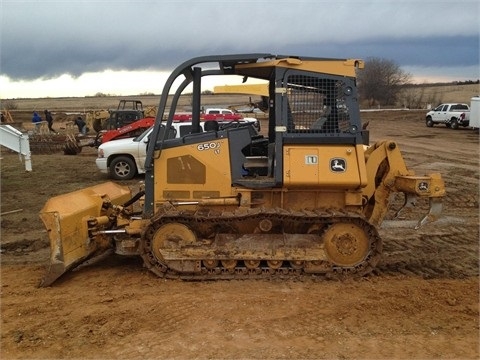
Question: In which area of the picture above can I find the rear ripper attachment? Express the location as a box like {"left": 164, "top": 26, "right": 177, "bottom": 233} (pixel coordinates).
{"left": 362, "top": 140, "right": 446, "bottom": 230}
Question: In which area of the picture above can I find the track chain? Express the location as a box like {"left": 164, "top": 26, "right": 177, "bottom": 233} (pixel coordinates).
{"left": 140, "top": 207, "right": 383, "bottom": 281}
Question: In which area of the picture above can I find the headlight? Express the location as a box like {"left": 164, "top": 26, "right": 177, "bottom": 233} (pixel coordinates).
{"left": 98, "top": 148, "right": 104, "bottom": 158}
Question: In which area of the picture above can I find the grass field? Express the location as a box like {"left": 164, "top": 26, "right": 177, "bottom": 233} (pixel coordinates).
{"left": 2, "top": 94, "right": 257, "bottom": 112}
{"left": 399, "top": 83, "right": 479, "bottom": 109}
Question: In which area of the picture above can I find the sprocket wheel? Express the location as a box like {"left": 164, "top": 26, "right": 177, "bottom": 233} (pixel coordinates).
{"left": 323, "top": 222, "right": 370, "bottom": 267}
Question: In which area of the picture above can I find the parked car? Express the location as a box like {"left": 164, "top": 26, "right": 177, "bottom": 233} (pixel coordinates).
{"left": 425, "top": 103, "right": 470, "bottom": 129}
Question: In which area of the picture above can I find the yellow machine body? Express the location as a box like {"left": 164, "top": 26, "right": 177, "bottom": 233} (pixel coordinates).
{"left": 38, "top": 54, "right": 445, "bottom": 285}
{"left": 283, "top": 144, "right": 367, "bottom": 188}
{"left": 153, "top": 138, "right": 232, "bottom": 204}
{"left": 39, "top": 182, "right": 131, "bottom": 286}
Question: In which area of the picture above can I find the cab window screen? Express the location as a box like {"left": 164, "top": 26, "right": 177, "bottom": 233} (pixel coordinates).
{"left": 285, "top": 75, "right": 350, "bottom": 133}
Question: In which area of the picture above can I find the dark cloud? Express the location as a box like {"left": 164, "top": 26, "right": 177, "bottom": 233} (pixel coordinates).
{"left": 349, "top": 36, "right": 479, "bottom": 68}
{"left": 293, "top": 35, "right": 480, "bottom": 68}
{"left": 2, "top": 34, "right": 478, "bottom": 81}
{"left": 1, "top": 1, "right": 478, "bottom": 81}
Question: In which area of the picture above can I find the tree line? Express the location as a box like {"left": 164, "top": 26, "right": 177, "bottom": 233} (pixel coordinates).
{"left": 356, "top": 57, "right": 478, "bottom": 108}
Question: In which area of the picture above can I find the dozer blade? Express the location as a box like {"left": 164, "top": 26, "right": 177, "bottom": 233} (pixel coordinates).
{"left": 39, "top": 182, "right": 132, "bottom": 287}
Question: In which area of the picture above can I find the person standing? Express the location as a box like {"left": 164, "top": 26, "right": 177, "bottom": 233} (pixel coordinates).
{"left": 32, "top": 111, "right": 42, "bottom": 134}
{"left": 44, "top": 109, "right": 57, "bottom": 133}
{"left": 74, "top": 116, "right": 88, "bottom": 135}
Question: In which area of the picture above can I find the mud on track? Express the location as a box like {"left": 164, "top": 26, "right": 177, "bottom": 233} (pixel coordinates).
{"left": 1, "top": 110, "right": 479, "bottom": 359}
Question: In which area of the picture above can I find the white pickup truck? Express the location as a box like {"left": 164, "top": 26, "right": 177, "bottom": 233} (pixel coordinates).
{"left": 425, "top": 103, "right": 470, "bottom": 129}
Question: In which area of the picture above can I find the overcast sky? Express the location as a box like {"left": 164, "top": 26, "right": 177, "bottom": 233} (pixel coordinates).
{"left": 1, "top": 0, "right": 479, "bottom": 98}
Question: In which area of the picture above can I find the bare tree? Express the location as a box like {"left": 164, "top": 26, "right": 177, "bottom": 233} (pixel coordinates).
{"left": 357, "top": 57, "right": 411, "bottom": 107}
{"left": 400, "top": 86, "right": 425, "bottom": 109}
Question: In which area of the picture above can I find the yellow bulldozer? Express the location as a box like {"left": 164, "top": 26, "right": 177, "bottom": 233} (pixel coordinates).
{"left": 39, "top": 54, "right": 445, "bottom": 286}
{"left": 86, "top": 99, "right": 157, "bottom": 133}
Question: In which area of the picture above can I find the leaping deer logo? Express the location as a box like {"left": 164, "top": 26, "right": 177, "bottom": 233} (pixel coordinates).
{"left": 418, "top": 182, "right": 429, "bottom": 191}
{"left": 330, "top": 158, "right": 346, "bottom": 172}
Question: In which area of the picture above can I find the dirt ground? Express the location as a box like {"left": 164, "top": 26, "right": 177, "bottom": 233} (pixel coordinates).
{"left": 1, "top": 110, "right": 479, "bottom": 359}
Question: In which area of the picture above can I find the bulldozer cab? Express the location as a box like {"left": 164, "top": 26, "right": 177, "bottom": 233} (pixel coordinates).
{"left": 261, "top": 59, "right": 367, "bottom": 189}
{"left": 117, "top": 99, "right": 144, "bottom": 111}
{"left": 105, "top": 109, "right": 145, "bottom": 130}
{"left": 100, "top": 100, "right": 146, "bottom": 131}
{"left": 144, "top": 54, "right": 366, "bottom": 216}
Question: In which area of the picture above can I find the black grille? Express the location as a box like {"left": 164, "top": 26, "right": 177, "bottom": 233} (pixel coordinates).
{"left": 285, "top": 75, "right": 350, "bottom": 134}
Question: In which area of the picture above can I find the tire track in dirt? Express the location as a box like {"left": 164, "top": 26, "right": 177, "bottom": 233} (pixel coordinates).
{"left": 378, "top": 222, "right": 479, "bottom": 279}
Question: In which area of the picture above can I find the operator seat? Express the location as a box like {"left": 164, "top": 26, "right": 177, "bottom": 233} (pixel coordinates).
{"left": 204, "top": 120, "right": 219, "bottom": 132}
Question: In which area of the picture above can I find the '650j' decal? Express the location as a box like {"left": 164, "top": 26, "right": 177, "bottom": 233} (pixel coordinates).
{"left": 197, "top": 142, "right": 221, "bottom": 152}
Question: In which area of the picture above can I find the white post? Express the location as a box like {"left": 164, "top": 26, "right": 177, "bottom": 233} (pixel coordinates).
{"left": 0, "top": 125, "right": 32, "bottom": 171}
